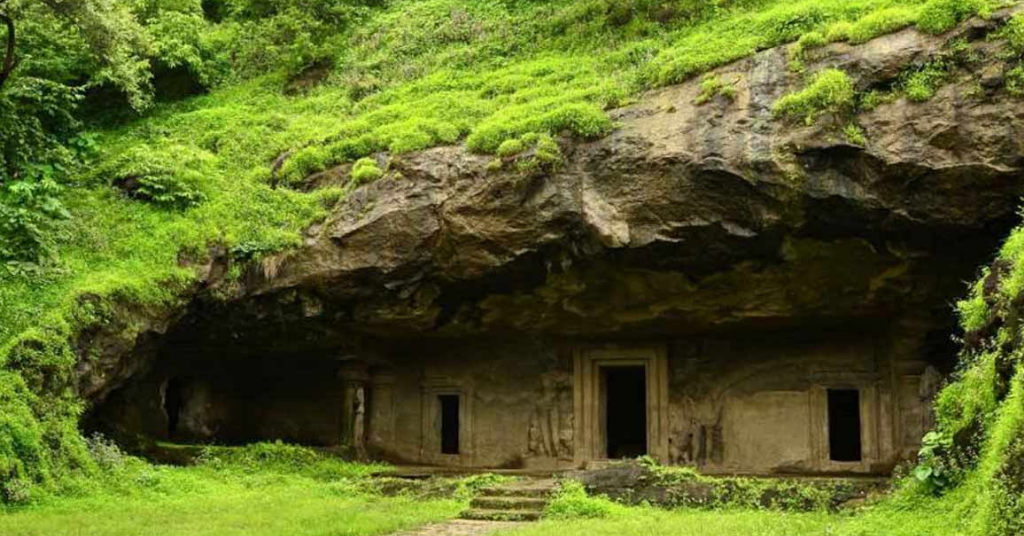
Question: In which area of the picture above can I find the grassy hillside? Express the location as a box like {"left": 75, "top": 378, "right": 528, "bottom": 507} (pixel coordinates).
{"left": 2, "top": 1, "right": 1023, "bottom": 532}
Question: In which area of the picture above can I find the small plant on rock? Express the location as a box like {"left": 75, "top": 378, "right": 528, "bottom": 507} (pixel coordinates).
{"left": 902, "top": 60, "right": 952, "bottom": 102}
{"left": 695, "top": 74, "right": 738, "bottom": 104}
{"left": 1007, "top": 65, "right": 1024, "bottom": 97}
{"left": 844, "top": 123, "right": 867, "bottom": 145}
{"left": 496, "top": 138, "right": 527, "bottom": 158}
{"left": 350, "top": 157, "right": 384, "bottom": 184}
{"left": 773, "top": 68, "right": 855, "bottom": 125}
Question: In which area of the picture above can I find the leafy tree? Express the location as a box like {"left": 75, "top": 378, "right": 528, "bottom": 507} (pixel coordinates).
{"left": 0, "top": 4, "right": 15, "bottom": 91}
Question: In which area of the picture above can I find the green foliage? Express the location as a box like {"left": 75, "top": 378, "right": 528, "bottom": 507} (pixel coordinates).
{"left": 969, "top": 366, "right": 1024, "bottom": 536}
{"left": 496, "top": 138, "right": 527, "bottom": 158}
{"left": 917, "top": 0, "right": 987, "bottom": 35}
{"left": 0, "top": 168, "right": 70, "bottom": 270}
{"left": 847, "top": 6, "right": 919, "bottom": 43}
{"left": 844, "top": 123, "right": 867, "bottom": 145}
{"left": 1007, "top": 64, "right": 1024, "bottom": 96}
{"left": 196, "top": 441, "right": 387, "bottom": 482}
{"left": 544, "top": 480, "right": 621, "bottom": 520}
{"left": 901, "top": 59, "right": 952, "bottom": 102}
{"left": 466, "top": 100, "right": 613, "bottom": 154}
{"left": 998, "top": 14, "right": 1024, "bottom": 56}
{"left": 95, "top": 143, "right": 212, "bottom": 209}
{"left": 695, "top": 74, "right": 738, "bottom": 104}
{"left": 350, "top": 157, "right": 384, "bottom": 184}
{"left": 773, "top": 68, "right": 855, "bottom": 124}
{"left": 452, "top": 473, "right": 513, "bottom": 502}
{"left": 957, "top": 277, "right": 989, "bottom": 332}
{"left": 0, "top": 444, "right": 460, "bottom": 536}
{"left": 914, "top": 431, "right": 956, "bottom": 493}
{"left": 857, "top": 89, "right": 897, "bottom": 111}
{"left": 798, "top": 30, "right": 828, "bottom": 48}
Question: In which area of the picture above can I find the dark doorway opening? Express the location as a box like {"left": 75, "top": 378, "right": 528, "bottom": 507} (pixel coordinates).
{"left": 164, "top": 378, "right": 184, "bottom": 437}
{"left": 604, "top": 366, "right": 647, "bottom": 459}
{"left": 439, "top": 395, "right": 460, "bottom": 455}
{"left": 828, "top": 389, "right": 862, "bottom": 462}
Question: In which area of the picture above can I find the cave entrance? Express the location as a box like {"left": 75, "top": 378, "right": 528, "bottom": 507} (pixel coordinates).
{"left": 602, "top": 366, "right": 647, "bottom": 459}
{"left": 439, "top": 394, "right": 460, "bottom": 455}
{"left": 827, "top": 389, "right": 862, "bottom": 462}
{"left": 164, "top": 377, "right": 184, "bottom": 438}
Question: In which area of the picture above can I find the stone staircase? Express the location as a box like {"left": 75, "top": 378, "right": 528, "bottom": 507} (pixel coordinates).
{"left": 460, "top": 479, "right": 556, "bottom": 522}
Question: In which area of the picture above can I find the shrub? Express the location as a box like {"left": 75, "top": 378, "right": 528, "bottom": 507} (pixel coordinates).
{"left": 96, "top": 144, "right": 213, "bottom": 210}
{"left": 350, "top": 157, "right": 384, "bottom": 183}
{"left": 917, "top": 0, "right": 986, "bottom": 35}
{"left": 773, "top": 68, "right": 855, "bottom": 125}
{"left": 86, "top": 433, "right": 129, "bottom": 471}
{"left": 544, "top": 480, "right": 620, "bottom": 520}
{"left": 1, "top": 478, "right": 33, "bottom": 505}
{"left": 914, "top": 431, "right": 957, "bottom": 493}
{"left": 279, "top": 146, "right": 331, "bottom": 184}
{"left": 197, "top": 441, "right": 385, "bottom": 481}
{"left": 0, "top": 167, "right": 70, "bottom": 271}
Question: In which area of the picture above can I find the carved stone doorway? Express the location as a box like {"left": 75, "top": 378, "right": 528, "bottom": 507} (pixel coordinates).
{"left": 603, "top": 365, "right": 648, "bottom": 459}
{"left": 574, "top": 345, "right": 669, "bottom": 466}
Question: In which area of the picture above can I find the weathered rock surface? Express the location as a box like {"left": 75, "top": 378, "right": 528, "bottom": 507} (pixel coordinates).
{"left": 80, "top": 8, "right": 1024, "bottom": 399}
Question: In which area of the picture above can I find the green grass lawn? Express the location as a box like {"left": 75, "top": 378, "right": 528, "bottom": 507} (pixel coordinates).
{"left": 0, "top": 474, "right": 461, "bottom": 536}
{"left": 0, "top": 486, "right": 459, "bottom": 536}
{"left": 0, "top": 464, "right": 981, "bottom": 536}
{"left": 0, "top": 443, "right": 463, "bottom": 536}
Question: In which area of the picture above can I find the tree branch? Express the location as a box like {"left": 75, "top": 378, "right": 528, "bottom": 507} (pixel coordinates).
{"left": 0, "top": 10, "right": 15, "bottom": 91}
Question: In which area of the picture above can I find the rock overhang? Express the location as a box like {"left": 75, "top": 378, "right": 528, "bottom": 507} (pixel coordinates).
{"left": 74, "top": 7, "right": 1024, "bottom": 403}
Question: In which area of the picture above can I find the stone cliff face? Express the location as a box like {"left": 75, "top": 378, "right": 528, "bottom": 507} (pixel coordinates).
{"left": 78, "top": 8, "right": 1024, "bottom": 404}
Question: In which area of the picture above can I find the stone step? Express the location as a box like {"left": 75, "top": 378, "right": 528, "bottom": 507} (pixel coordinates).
{"left": 470, "top": 496, "right": 548, "bottom": 511}
{"left": 460, "top": 509, "right": 543, "bottom": 522}
{"left": 477, "top": 486, "right": 554, "bottom": 499}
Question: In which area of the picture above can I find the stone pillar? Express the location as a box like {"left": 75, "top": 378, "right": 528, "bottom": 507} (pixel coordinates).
{"left": 367, "top": 369, "right": 397, "bottom": 455}
{"left": 338, "top": 361, "right": 370, "bottom": 457}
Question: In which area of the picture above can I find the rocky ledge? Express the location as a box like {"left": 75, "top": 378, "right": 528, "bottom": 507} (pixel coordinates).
{"left": 76, "top": 7, "right": 1024, "bottom": 401}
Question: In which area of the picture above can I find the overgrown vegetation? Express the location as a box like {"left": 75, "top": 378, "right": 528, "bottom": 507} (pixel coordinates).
{"left": 0, "top": 0, "right": 1020, "bottom": 515}
{"left": 921, "top": 219, "right": 1024, "bottom": 536}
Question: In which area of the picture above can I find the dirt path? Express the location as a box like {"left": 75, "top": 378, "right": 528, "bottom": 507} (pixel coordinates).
{"left": 389, "top": 520, "right": 525, "bottom": 536}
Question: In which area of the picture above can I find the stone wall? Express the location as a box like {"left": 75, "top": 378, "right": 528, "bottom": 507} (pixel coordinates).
{"left": 90, "top": 322, "right": 937, "bottom": 475}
